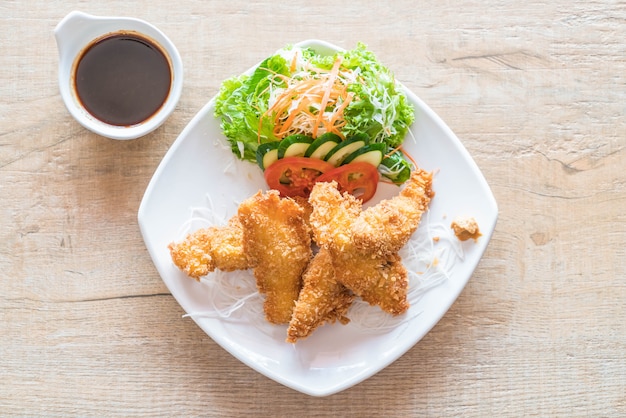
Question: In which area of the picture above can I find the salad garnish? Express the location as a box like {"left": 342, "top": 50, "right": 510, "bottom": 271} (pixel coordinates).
{"left": 215, "top": 42, "right": 416, "bottom": 199}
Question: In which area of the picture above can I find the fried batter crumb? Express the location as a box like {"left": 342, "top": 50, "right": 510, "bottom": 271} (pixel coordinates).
{"left": 451, "top": 216, "right": 482, "bottom": 242}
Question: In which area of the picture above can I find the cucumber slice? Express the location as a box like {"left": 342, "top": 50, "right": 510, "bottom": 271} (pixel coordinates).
{"left": 379, "top": 150, "right": 413, "bottom": 184}
{"left": 256, "top": 142, "right": 280, "bottom": 170}
{"left": 342, "top": 142, "right": 386, "bottom": 167}
{"left": 304, "top": 133, "right": 341, "bottom": 160}
{"left": 347, "top": 132, "right": 370, "bottom": 142}
{"left": 325, "top": 135, "right": 369, "bottom": 166}
{"left": 277, "top": 134, "right": 313, "bottom": 159}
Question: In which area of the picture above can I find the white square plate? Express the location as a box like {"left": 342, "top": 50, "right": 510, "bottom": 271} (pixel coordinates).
{"left": 138, "top": 40, "right": 498, "bottom": 396}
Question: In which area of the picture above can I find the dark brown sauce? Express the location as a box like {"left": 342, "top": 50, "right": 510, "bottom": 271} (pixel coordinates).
{"left": 74, "top": 32, "right": 172, "bottom": 126}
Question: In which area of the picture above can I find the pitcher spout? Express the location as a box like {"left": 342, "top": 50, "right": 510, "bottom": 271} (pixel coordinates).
{"left": 54, "top": 11, "right": 94, "bottom": 60}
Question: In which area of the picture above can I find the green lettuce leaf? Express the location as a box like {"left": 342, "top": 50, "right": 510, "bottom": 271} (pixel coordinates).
{"left": 340, "top": 43, "right": 414, "bottom": 147}
{"left": 214, "top": 54, "right": 291, "bottom": 160}
{"left": 214, "top": 43, "right": 415, "bottom": 164}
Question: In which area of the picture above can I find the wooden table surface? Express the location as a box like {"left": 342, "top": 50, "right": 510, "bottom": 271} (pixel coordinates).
{"left": 2, "top": 1, "right": 625, "bottom": 416}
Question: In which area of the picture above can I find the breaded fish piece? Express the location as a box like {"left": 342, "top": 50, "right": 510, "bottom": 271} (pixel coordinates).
{"left": 292, "top": 195, "right": 314, "bottom": 232}
{"left": 352, "top": 169, "right": 434, "bottom": 256}
{"left": 238, "top": 190, "right": 312, "bottom": 324}
{"left": 309, "top": 181, "right": 410, "bottom": 315}
{"left": 308, "top": 180, "right": 362, "bottom": 253}
{"left": 332, "top": 251, "right": 409, "bottom": 315}
{"left": 286, "top": 248, "right": 354, "bottom": 343}
{"left": 168, "top": 216, "right": 248, "bottom": 280}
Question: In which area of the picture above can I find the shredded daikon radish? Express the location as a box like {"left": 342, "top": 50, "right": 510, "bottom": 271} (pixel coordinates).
{"left": 175, "top": 191, "right": 463, "bottom": 337}
{"left": 179, "top": 195, "right": 464, "bottom": 335}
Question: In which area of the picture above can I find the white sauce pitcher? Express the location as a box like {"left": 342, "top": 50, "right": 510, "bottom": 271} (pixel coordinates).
{"left": 54, "top": 11, "right": 183, "bottom": 140}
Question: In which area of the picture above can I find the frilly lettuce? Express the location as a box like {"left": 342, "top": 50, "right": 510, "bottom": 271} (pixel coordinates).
{"left": 214, "top": 43, "right": 414, "bottom": 163}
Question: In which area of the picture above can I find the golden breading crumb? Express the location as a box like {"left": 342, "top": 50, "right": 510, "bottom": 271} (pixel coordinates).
{"left": 451, "top": 216, "right": 482, "bottom": 242}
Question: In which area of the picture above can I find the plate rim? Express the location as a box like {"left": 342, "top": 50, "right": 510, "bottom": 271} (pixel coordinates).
{"left": 138, "top": 39, "right": 498, "bottom": 397}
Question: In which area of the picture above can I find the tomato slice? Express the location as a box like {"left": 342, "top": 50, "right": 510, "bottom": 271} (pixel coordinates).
{"left": 264, "top": 156, "right": 336, "bottom": 198}
{"left": 316, "top": 162, "right": 380, "bottom": 203}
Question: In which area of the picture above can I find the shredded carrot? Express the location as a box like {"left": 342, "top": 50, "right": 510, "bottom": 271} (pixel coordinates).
{"left": 379, "top": 144, "right": 417, "bottom": 184}
{"left": 290, "top": 51, "right": 298, "bottom": 73}
{"left": 257, "top": 58, "right": 353, "bottom": 141}
{"left": 400, "top": 146, "right": 418, "bottom": 167}
{"left": 385, "top": 145, "right": 416, "bottom": 168}
{"left": 384, "top": 145, "right": 402, "bottom": 158}
{"left": 328, "top": 92, "right": 354, "bottom": 130}
{"left": 313, "top": 57, "right": 342, "bottom": 138}
{"left": 256, "top": 71, "right": 291, "bottom": 144}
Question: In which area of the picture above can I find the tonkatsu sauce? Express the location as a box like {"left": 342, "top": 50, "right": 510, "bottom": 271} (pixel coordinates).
{"left": 74, "top": 32, "right": 172, "bottom": 126}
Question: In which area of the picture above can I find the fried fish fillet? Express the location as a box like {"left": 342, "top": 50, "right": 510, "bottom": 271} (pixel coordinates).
{"left": 169, "top": 167, "right": 433, "bottom": 339}
{"left": 331, "top": 251, "right": 409, "bottom": 315}
{"left": 352, "top": 169, "right": 434, "bottom": 256}
{"left": 309, "top": 170, "right": 433, "bottom": 316}
{"left": 308, "top": 180, "right": 362, "bottom": 253}
{"left": 168, "top": 216, "right": 248, "bottom": 280}
{"left": 292, "top": 195, "right": 313, "bottom": 231}
{"left": 238, "top": 190, "right": 312, "bottom": 324}
{"left": 309, "top": 181, "right": 410, "bottom": 315}
{"left": 286, "top": 248, "right": 354, "bottom": 343}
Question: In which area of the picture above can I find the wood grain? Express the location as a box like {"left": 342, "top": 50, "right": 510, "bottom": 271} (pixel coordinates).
{"left": 1, "top": 1, "right": 624, "bottom": 416}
